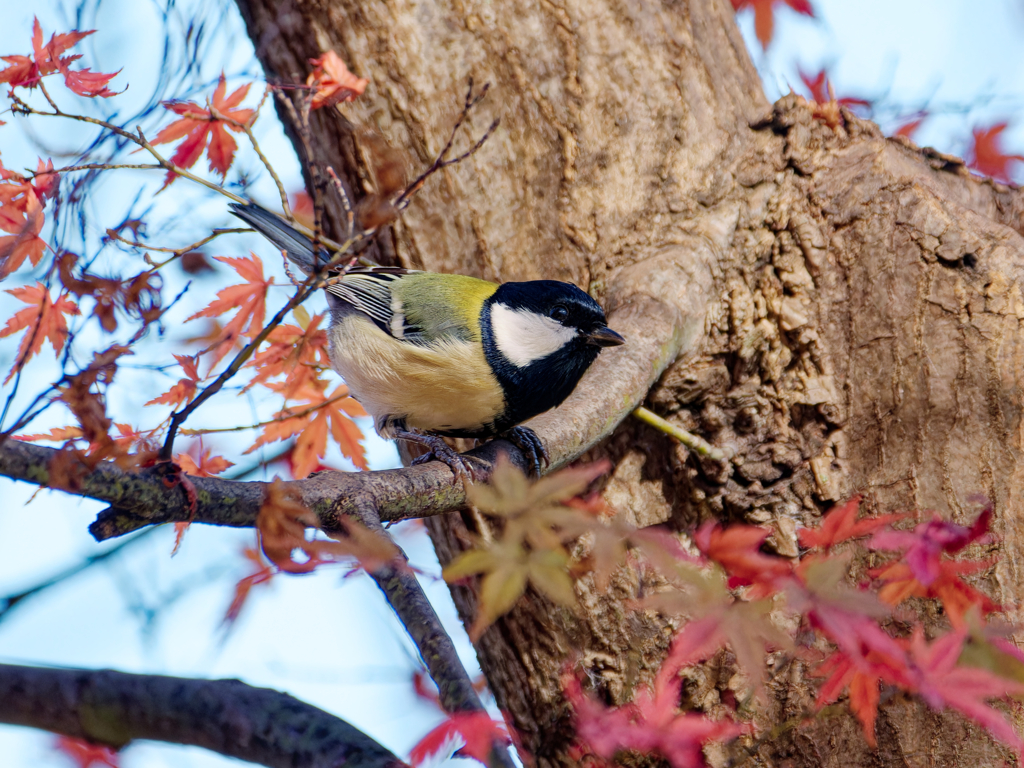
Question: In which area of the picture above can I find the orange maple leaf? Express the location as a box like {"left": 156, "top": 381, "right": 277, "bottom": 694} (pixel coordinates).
{"left": 14, "top": 425, "right": 85, "bottom": 442}
{"left": 967, "top": 122, "right": 1024, "bottom": 184}
{"left": 145, "top": 354, "right": 201, "bottom": 408}
{"left": 306, "top": 51, "right": 368, "bottom": 109}
{"left": 245, "top": 385, "right": 367, "bottom": 477}
{"left": 176, "top": 447, "right": 234, "bottom": 477}
{"left": 185, "top": 253, "right": 271, "bottom": 368}
{"left": 0, "top": 283, "right": 79, "bottom": 382}
{"left": 151, "top": 73, "right": 254, "bottom": 185}
{"left": 732, "top": 0, "right": 814, "bottom": 50}
{"left": 813, "top": 650, "right": 884, "bottom": 746}
{"left": 798, "top": 68, "right": 870, "bottom": 110}
{"left": 246, "top": 313, "right": 329, "bottom": 398}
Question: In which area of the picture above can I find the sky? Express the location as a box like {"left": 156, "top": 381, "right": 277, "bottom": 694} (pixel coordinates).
{"left": 1, "top": 0, "right": 1024, "bottom": 767}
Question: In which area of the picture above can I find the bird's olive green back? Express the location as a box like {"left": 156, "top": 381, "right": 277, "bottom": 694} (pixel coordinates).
{"left": 392, "top": 273, "right": 498, "bottom": 343}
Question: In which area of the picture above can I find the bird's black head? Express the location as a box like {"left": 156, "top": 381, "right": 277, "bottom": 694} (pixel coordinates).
{"left": 480, "top": 280, "right": 625, "bottom": 432}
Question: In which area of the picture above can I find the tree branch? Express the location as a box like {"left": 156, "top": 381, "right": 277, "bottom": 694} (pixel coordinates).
{"left": 352, "top": 505, "right": 517, "bottom": 768}
{"left": 0, "top": 663, "right": 406, "bottom": 768}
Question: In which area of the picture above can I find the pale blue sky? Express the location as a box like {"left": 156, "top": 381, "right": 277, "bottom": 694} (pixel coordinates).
{"left": 2, "top": 1, "right": 1024, "bottom": 767}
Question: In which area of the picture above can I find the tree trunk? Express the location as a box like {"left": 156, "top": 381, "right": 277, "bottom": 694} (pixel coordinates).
{"left": 234, "top": 0, "right": 1024, "bottom": 764}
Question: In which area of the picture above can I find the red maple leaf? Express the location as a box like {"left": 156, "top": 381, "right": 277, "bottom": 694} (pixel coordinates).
{"left": 0, "top": 283, "right": 79, "bottom": 382}
{"left": 893, "top": 116, "right": 926, "bottom": 140}
{"left": 409, "top": 712, "right": 511, "bottom": 766}
{"left": 693, "top": 521, "right": 791, "bottom": 595}
{"left": 0, "top": 19, "right": 117, "bottom": 97}
{"left": 565, "top": 671, "right": 745, "bottom": 768}
{"left": 0, "top": 186, "right": 47, "bottom": 278}
{"left": 798, "top": 495, "right": 907, "bottom": 551}
{"left": 869, "top": 508, "right": 991, "bottom": 587}
{"left": 151, "top": 73, "right": 254, "bottom": 185}
{"left": 145, "top": 354, "right": 201, "bottom": 408}
{"left": 185, "top": 253, "right": 271, "bottom": 368}
{"left": 967, "top": 123, "right": 1024, "bottom": 184}
{"left": 906, "top": 626, "right": 1024, "bottom": 752}
{"left": 813, "top": 649, "right": 885, "bottom": 746}
{"left": 53, "top": 735, "right": 119, "bottom": 768}
{"left": 731, "top": 0, "right": 814, "bottom": 50}
{"left": 306, "top": 51, "right": 368, "bottom": 110}
{"left": 870, "top": 558, "right": 999, "bottom": 626}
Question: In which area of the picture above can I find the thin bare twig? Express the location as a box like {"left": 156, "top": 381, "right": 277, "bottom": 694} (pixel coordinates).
{"left": 179, "top": 389, "right": 351, "bottom": 437}
{"left": 394, "top": 79, "right": 500, "bottom": 210}
{"left": 211, "top": 90, "right": 291, "bottom": 216}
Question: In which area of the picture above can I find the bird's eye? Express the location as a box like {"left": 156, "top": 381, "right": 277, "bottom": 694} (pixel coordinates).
{"left": 549, "top": 305, "right": 569, "bottom": 323}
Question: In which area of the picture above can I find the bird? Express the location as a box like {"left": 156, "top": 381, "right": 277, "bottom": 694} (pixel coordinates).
{"left": 229, "top": 201, "right": 625, "bottom": 478}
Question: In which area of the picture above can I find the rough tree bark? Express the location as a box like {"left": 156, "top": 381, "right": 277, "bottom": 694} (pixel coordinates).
{"left": 229, "top": 0, "right": 1024, "bottom": 766}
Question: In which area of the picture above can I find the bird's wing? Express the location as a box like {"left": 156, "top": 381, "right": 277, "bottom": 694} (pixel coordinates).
{"left": 325, "top": 267, "right": 413, "bottom": 337}
{"left": 327, "top": 270, "right": 498, "bottom": 347}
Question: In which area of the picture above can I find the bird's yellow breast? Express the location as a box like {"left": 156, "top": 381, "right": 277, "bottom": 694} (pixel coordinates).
{"left": 328, "top": 314, "right": 505, "bottom": 436}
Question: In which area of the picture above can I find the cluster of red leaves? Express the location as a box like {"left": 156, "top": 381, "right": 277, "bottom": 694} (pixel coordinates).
{"left": 556, "top": 492, "right": 1023, "bottom": 767}
{"left": 306, "top": 51, "right": 368, "bottom": 110}
{"left": 1, "top": 27, "right": 371, "bottom": 485}
{"left": 0, "top": 18, "right": 119, "bottom": 97}
{"left": 151, "top": 74, "right": 254, "bottom": 186}
{"left": 731, "top": 0, "right": 813, "bottom": 50}
{"left": 565, "top": 672, "right": 745, "bottom": 768}
{"left": 967, "top": 122, "right": 1024, "bottom": 184}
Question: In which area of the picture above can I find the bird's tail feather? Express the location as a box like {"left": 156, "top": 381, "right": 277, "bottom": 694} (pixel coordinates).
{"left": 229, "top": 202, "right": 325, "bottom": 274}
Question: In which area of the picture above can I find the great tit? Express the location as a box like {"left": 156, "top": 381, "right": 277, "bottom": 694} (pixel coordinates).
{"left": 230, "top": 202, "right": 625, "bottom": 476}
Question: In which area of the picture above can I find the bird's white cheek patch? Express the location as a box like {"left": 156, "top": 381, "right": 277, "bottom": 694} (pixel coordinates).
{"left": 490, "top": 303, "right": 577, "bottom": 367}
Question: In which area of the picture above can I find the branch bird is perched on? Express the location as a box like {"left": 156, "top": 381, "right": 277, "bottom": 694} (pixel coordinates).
{"left": 230, "top": 202, "right": 625, "bottom": 478}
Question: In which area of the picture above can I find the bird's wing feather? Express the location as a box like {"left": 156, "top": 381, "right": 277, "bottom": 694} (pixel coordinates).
{"left": 325, "top": 268, "right": 411, "bottom": 336}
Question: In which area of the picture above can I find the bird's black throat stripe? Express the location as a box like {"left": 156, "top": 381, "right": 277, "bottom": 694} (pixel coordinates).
{"left": 476, "top": 294, "right": 601, "bottom": 437}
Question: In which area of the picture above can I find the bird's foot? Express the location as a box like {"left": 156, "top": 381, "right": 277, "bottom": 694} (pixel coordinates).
{"left": 397, "top": 431, "right": 490, "bottom": 483}
{"left": 499, "top": 426, "right": 549, "bottom": 478}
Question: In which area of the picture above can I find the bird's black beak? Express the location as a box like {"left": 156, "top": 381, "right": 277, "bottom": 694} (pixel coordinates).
{"left": 585, "top": 326, "right": 625, "bottom": 347}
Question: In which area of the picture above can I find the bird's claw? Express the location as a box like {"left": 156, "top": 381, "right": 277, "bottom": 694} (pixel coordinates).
{"left": 399, "top": 431, "right": 491, "bottom": 482}
{"left": 500, "top": 426, "right": 549, "bottom": 478}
